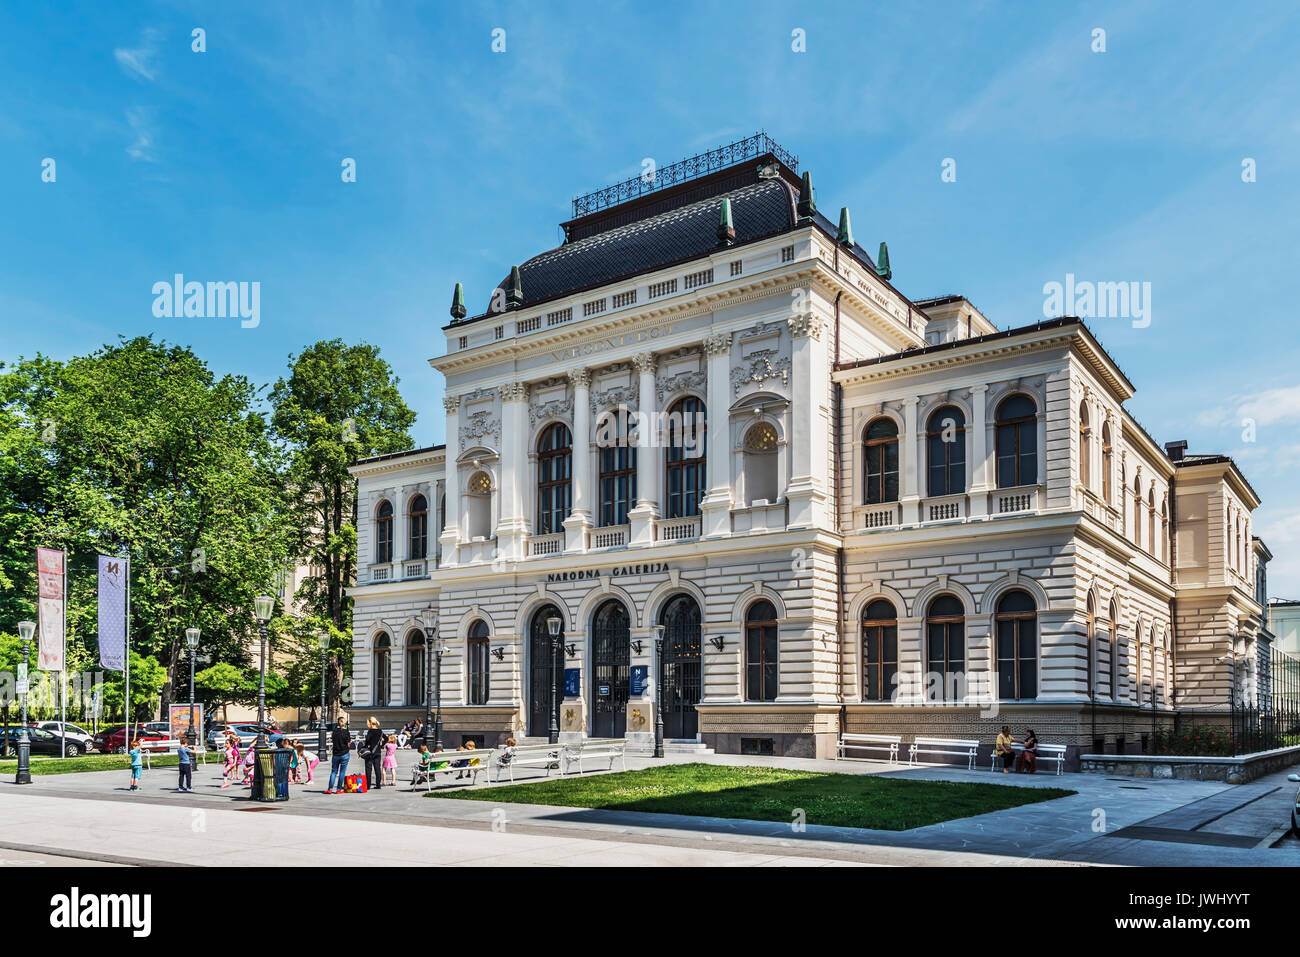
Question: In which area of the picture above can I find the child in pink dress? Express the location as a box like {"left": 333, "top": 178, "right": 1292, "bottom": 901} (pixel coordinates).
{"left": 382, "top": 734, "right": 398, "bottom": 786}
{"left": 221, "top": 734, "right": 241, "bottom": 789}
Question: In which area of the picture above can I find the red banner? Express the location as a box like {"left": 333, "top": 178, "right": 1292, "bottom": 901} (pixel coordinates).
{"left": 36, "top": 547, "right": 65, "bottom": 672}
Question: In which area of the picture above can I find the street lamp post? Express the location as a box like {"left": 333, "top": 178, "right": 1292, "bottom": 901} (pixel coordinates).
{"left": 653, "top": 624, "right": 666, "bottom": 758}
{"left": 317, "top": 631, "right": 330, "bottom": 758}
{"left": 253, "top": 595, "right": 274, "bottom": 745}
{"left": 546, "top": 616, "right": 562, "bottom": 745}
{"left": 185, "top": 627, "right": 200, "bottom": 750}
{"left": 15, "top": 621, "right": 35, "bottom": 785}
{"left": 419, "top": 607, "right": 440, "bottom": 751}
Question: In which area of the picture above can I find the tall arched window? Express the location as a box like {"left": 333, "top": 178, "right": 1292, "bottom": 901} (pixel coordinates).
{"left": 1101, "top": 422, "right": 1113, "bottom": 504}
{"left": 745, "top": 599, "right": 779, "bottom": 701}
{"left": 926, "top": 595, "right": 965, "bottom": 701}
{"left": 439, "top": 493, "right": 446, "bottom": 533}
{"left": 598, "top": 413, "right": 636, "bottom": 527}
{"left": 743, "top": 421, "right": 779, "bottom": 505}
{"left": 926, "top": 406, "right": 966, "bottom": 497}
{"left": 995, "top": 395, "right": 1038, "bottom": 488}
{"left": 467, "top": 470, "right": 492, "bottom": 540}
{"left": 861, "top": 599, "right": 898, "bottom": 702}
{"left": 1078, "top": 401, "right": 1091, "bottom": 491}
{"left": 864, "top": 417, "right": 900, "bottom": 504}
{"left": 1085, "top": 594, "right": 1097, "bottom": 698}
{"left": 665, "top": 396, "right": 707, "bottom": 518}
{"left": 995, "top": 590, "right": 1037, "bottom": 700}
{"left": 373, "top": 633, "right": 391, "bottom": 707}
{"left": 537, "top": 423, "right": 573, "bottom": 535}
{"left": 409, "top": 494, "right": 428, "bottom": 559}
{"left": 405, "top": 630, "right": 425, "bottom": 706}
{"left": 1108, "top": 600, "right": 1119, "bottom": 700}
{"left": 376, "top": 500, "right": 394, "bottom": 564}
{"left": 468, "top": 619, "right": 490, "bottom": 706}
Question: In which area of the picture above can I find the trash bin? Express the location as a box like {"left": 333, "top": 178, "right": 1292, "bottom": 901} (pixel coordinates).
{"left": 251, "top": 747, "right": 291, "bottom": 802}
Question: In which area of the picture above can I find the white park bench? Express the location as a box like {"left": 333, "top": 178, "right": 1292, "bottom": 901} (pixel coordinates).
{"left": 908, "top": 736, "right": 980, "bottom": 770}
{"left": 140, "top": 741, "right": 207, "bottom": 769}
{"left": 835, "top": 733, "right": 902, "bottom": 763}
{"left": 562, "top": 738, "right": 627, "bottom": 775}
{"left": 989, "top": 742, "right": 1067, "bottom": 775}
{"left": 493, "top": 743, "right": 564, "bottom": 783}
{"left": 410, "top": 748, "right": 496, "bottom": 790}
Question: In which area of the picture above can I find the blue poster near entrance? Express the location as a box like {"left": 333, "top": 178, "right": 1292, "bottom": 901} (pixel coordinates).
{"left": 564, "top": 668, "right": 580, "bottom": 697}
{"left": 630, "top": 666, "right": 648, "bottom": 696}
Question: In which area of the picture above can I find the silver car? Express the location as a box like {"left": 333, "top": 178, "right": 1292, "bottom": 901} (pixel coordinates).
{"left": 37, "top": 721, "right": 94, "bottom": 755}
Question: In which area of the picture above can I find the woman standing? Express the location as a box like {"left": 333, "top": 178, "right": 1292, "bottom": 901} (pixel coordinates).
{"left": 325, "top": 717, "right": 352, "bottom": 793}
{"left": 361, "top": 717, "right": 385, "bottom": 790}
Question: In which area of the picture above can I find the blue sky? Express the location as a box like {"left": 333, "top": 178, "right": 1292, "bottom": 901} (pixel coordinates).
{"left": 2, "top": 1, "right": 1299, "bottom": 592}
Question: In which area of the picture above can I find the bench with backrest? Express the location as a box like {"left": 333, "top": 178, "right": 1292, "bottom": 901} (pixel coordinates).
{"left": 562, "top": 738, "right": 627, "bottom": 775}
{"left": 908, "top": 736, "right": 980, "bottom": 770}
{"left": 142, "top": 740, "right": 207, "bottom": 769}
{"left": 835, "top": 733, "right": 903, "bottom": 764}
{"left": 989, "top": 741, "right": 1067, "bottom": 775}
{"left": 410, "top": 748, "right": 495, "bottom": 790}
{"left": 493, "top": 743, "right": 564, "bottom": 783}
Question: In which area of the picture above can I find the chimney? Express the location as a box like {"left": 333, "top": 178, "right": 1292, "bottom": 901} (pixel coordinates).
{"left": 1165, "top": 440, "right": 1188, "bottom": 461}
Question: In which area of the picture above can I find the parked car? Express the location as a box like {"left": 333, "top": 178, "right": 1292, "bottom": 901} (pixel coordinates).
{"left": 1289, "top": 773, "right": 1299, "bottom": 836}
{"left": 95, "top": 725, "right": 172, "bottom": 754}
{"left": 206, "top": 722, "right": 278, "bottom": 751}
{"left": 36, "top": 722, "right": 94, "bottom": 754}
{"left": 91, "top": 724, "right": 124, "bottom": 753}
{"left": 2, "top": 726, "right": 79, "bottom": 757}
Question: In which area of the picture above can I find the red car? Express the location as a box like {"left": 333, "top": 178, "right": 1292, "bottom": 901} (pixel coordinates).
{"left": 94, "top": 725, "right": 172, "bottom": 754}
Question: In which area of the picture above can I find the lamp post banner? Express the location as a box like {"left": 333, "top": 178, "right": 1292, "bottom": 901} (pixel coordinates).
{"left": 97, "top": 555, "right": 128, "bottom": 672}
{"left": 36, "top": 547, "right": 65, "bottom": 672}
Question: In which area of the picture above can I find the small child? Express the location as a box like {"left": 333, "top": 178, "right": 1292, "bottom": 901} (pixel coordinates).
{"left": 128, "top": 738, "right": 143, "bottom": 790}
{"left": 176, "top": 733, "right": 194, "bottom": 792}
{"left": 382, "top": 733, "right": 398, "bottom": 786}
{"left": 295, "top": 742, "right": 319, "bottom": 784}
{"left": 499, "top": 737, "right": 517, "bottom": 767}
{"left": 241, "top": 741, "right": 256, "bottom": 786}
{"left": 412, "top": 744, "right": 434, "bottom": 786}
{"left": 221, "top": 733, "right": 240, "bottom": 789}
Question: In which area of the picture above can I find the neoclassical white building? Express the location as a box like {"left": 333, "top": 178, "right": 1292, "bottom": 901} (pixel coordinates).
{"left": 348, "top": 136, "right": 1268, "bottom": 764}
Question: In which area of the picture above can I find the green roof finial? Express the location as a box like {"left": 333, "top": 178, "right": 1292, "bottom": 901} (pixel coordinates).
{"left": 717, "top": 198, "right": 736, "bottom": 246}
{"left": 797, "top": 171, "right": 816, "bottom": 219}
{"left": 875, "top": 242, "right": 891, "bottom": 280}
{"left": 450, "top": 282, "right": 467, "bottom": 320}
{"left": 506, "top": 265, "right": 524, "bottom": 309}
{"left": 837, "top": 207, "right": 853, "bottom": 246}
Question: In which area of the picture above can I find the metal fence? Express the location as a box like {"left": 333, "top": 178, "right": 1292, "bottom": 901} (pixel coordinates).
{"left": 1165, "top": 646, "right": 1300, "bottom": 756}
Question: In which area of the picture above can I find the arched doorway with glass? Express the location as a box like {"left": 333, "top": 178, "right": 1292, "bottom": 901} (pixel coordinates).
{"left": 659, "top": 594, "right": 702, "bottom": 738}
{"left": 591, "top": 599, "right": 631, "bottom": 738}
{"left": 527, "top": 605, "right": 564, "bottom": 738}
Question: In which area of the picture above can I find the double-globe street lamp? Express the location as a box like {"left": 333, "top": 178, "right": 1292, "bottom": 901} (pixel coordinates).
{"left": 185, "top": 626, "right": 200, "bottom": 750}
{"left": 546, "top": 615, "right": 562, "bottom": 745}
{"left": 253, "top": 594, "right": 274, "bottom": 746}
{"left": 653, "top": 624, "right": 666, "bottom": 759}
{"left": 317, "top": 631, "right": 330, "bottom": 759}
{"left": 15, "top": 620, "right": 35, "bottom": 785}
{"left": 419, "top": 607, "right": 443, "bottom": 751}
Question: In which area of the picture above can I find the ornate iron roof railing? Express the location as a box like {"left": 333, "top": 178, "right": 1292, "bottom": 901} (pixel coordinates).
{"left": 571, "top": 132, "right": 798, "bottom": 218}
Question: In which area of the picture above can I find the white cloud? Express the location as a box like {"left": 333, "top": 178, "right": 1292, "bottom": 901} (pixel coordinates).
{"left": 125, "top": 108, "right": 158, "bottom": 162}
{"left": 114, "top": 28, "right": 161, "bottom": 82}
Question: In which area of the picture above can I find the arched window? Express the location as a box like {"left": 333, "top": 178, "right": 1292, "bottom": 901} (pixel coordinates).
{"left": 376, "top": 500, "right": 394, "bottom": 564}
{"left": 1108, "top": 600, "right": 1119, "bottom": 700}
{"left": 1101, "top": 422, "right": 1113, "bottom": 504}
{"left": 861, "top": 599, "right": 898, "bottom": 702}
{"left": 467, "top": 619, "right": 490, "bottom": 706}
{"left": 405, "top": 630, "right": 425, "bottom": 706}
{"left": 995, "top": 590, "right": 1037, "bottom": 700}
{"left": 745, "top": 599, "right": 779, "bottom": 701}
{"left": 1079, "top": 401, "right": 1091, "bottom": 491}
{"left": 373, "top": 633, "right": 391, "bottom": 707}
{"left": 439, "top": 493, "right": 446, "bottom": 533}
{"left": 409, "top": 494, "right": 428, "bottom": 559}
{"left": 926, "top": 595, "right": 965, "bottom": 701}
{"left": 995, "top": 395, "right": 1038, "bottom": 488}
{"left": 864, "top": 417, "right": 900, "bottom": 504}
{"left": 598, "top": 413, "right": 636, "bottom": 527}
{"left": 743, "top": 421, "right": 779, "bottom": 505}
{"left": 665, "top": 396, "right": 707, "bottom": 518}
{"left": 467, "top": 470, "right": 492, "bottom": 540}
{"left": 1085, "top": 594, "right": 1097, "bottom": 698}
{"left": 926, "top": 406, "right": 966, "bottom": 497}
{"left": 537, "top": 423, "right": 573, "bottom": 535}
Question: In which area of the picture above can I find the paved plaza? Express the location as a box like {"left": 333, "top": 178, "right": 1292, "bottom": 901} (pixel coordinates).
{"left": 1, "top": 749, "right": 1296, "bottom": 867}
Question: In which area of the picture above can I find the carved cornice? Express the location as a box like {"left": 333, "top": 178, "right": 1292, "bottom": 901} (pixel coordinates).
{"left": 443, "top": 394, "right": 461, "bottom": 412}
{"left": 787, "top": 313, "right": 824, "bottom": 340}
{"left": 590, "top": 385, "right": 639, "bottom": 415}
{"left": 703, "top": 332, "right": 732, "bottom": 356}
{"left": 657, "top": 368, "right": 708, "bottom": 405}
{"left": 529, "top": 395, "right": 574, "bottom": 428}
{"left": 499, "top": 381, "right": 528, "bottom": 402}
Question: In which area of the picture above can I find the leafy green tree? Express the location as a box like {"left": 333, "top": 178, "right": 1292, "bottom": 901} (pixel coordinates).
{"left": 270, "top": 340, "right": 414, "bottom": 719}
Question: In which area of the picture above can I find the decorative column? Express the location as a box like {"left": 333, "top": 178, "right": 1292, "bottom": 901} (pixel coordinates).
{"left": 968, "top": 384, "right": 989, "bottom": 518}
{"left": 564, "top": 367, "right": 593, "bottom": 552}
{"left": 438, "top": 394, "right": 461, "bottom": 565}
{"left": 396, "top": 483, "right": 410, "bottom": 566}
{"left": 496, "top": 381, "right": 530, "bottom": 560}
{"left": 701, "top": 331, "right": 734, "bottom": 537}
{"left": 900, "top": 397, "right": 919, "bottom": 523}
{"left": 628, "top": 352, "right": 660, "bottom": 546}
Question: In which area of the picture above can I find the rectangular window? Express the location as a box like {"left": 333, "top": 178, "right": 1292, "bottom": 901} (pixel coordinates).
{"left": 457, "top": 336, "right": 467, "bottom": 350}
{"left": 730, "top": 260, "right": 742, "bottom": 276}
{"left": 781, "top": 245, "right": 795, "bottom": 263}
{"left": 493, "top": 325, "right": 504, "bottom": 340}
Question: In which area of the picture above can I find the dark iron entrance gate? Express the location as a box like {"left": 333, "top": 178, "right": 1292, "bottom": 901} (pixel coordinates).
{"left": 591, "top": 600, "right": 630, "bottom": 738}
{"left": 660, "top": 595, "right": 702, "bottom": 738}
{"left": 528, "top": 605, "right": 562, "bottom": 738}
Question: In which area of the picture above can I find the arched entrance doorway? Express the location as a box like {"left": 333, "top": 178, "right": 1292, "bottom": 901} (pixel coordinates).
{"left": 659, "top": 594, "right": 702, "bottom": 738}
{"left": 591, "top": 600, "right": 631, "bottom": 738}
{"left": 528, "top": 605, "right": 563, "bottom": 738}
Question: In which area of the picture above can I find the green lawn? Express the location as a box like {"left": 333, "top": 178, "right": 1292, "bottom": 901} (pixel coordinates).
{"left": 0, "top": 753, "right": 202, "bottom": 776}
{"left": 428, "top": 763, "right": 1074, "bottom": 830}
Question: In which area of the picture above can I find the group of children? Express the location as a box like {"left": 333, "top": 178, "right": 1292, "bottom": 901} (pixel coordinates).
{"left": 124, "top": 731, "right": 320, "bottom": 792}
{"left": 410, "top": 737, "right": 512, "bottom": 785}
